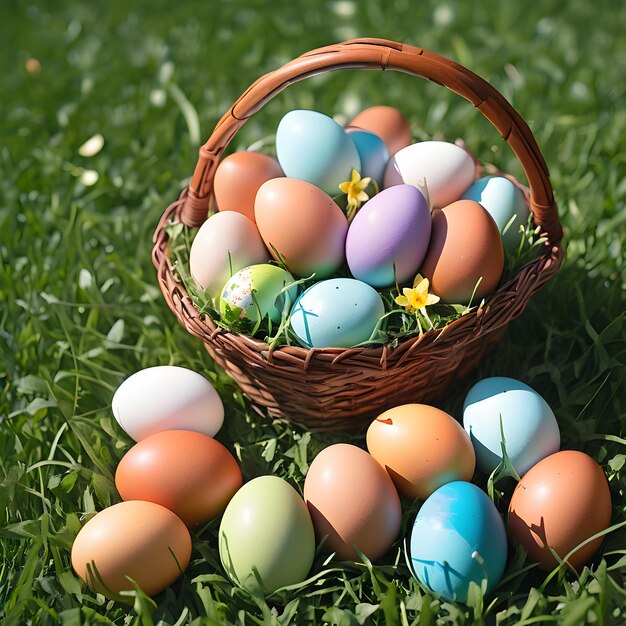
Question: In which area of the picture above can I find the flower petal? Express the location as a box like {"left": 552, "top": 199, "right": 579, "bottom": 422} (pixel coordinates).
{"left": 356, "top": 191, "right": 369, "bottom": 202}
{"left": 360, "top": 176, "right": 372, "bottom": 188}
{"left": 426, "top": 294, "right": 440, "bottom": 305}
{"left": 412, "top": 273, "right": 425, "bottom": 289}
{"left": 339, "top": 182, "right": 351, "bottom": 194}
{"left": 395, "top": 295, "right": 409, "bottom": 307}
{"left": 351, "top": 169, "right": 360, "bottom": 184}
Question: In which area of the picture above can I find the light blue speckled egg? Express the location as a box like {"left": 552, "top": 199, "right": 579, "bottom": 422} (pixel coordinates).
{"left": 276, "top": 110, "right": 361, "bottom": 196}
{"left": 462, "top": 176, "right": 530, "bottom": 252}
{"left": 408, "top": 481, "right": 507, "bottom": 603}
{"left": 463, "top": 377, "right": 560, "bottom": 477}
{"left": 345, "top": 128, "right": 389, "bottom": 186}
{"left": 289, "top": 278, "right": 384, "bottom": 348}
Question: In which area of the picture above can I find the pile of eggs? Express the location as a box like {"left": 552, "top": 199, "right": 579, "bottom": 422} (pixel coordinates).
{"left": 189, "top": 105, "right": 530, "bottom": 348}
{"left": 70, "top": 367, "right": 612, "bottom": 603}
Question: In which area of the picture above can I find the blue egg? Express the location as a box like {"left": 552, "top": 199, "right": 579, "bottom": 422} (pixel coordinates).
{"left": 408, "top": 481, "right": 507, "bottom": 603}
{"left": 463, "top": 377, "right": 560, "bottom": 477}
{"left": 276, "top": 110, "right": 361, "bottom": 196}
{"left": 289, "top": 278, "right": 384, "bottom": 348}
{"left": 462, "top": 176, "right": 530, "bottom": 252}
{"left": 346, "top": 129, "right": 389, "bottom": 186}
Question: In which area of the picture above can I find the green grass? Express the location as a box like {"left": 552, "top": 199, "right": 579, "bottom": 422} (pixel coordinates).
{"left": 1, "top": 0, "right": 625, "bottom": 624}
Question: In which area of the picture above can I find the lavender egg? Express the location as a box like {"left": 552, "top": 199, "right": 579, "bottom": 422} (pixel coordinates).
{"left": 346, "top": 185, "right": 431, "bottom": 287}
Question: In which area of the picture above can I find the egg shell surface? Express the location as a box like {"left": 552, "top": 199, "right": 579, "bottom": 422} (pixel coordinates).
{"left": 419, "top": 199, "right": 504, "bottom": 303}
{"left": 345, "top": 128, "right": 389, "bottom": 185}
{"left": 463, "top": 377, "right": 560, "bottom": 477}
{"left": 409, "top": 481, "right": 507, "bottom": 603}
{"left": 115, "top": 430, "right": 242, "bottom": 529}
{"left": 384, "top": 141, "right": 475, "bottom": 208}
{"left": 508, "top": 450, "right": 612, "bottom": 570}
{"left": 304, "top": 443, "right": 402, "bottom": 562}
{"left": 218, "top": 475, "right": 315, "bottom": 594}
{"left": 276, "top": 110, "right": 360, "bottom": 195}
{"left": 214, "top": 152, "right": 283, "bottom": 222}
{"left": 71, "top": 501, "right": 191, "bottom": 597}
{"left": 289, "top": 278, "right": 384, "bottom": 348}
{"left": 255, "top": 177, "right": 348, "bottom": 278}
{"left": 112, "top": 366, "right": 224, "bottom": 442}
{"left": 367, "top": 404, "right": 475, "bottom": 500}
{"left": 349, "top": 106, "right": 412, "bottom": 155}
{"left": 346, "top": 184, "right": 431, "bottom": 287}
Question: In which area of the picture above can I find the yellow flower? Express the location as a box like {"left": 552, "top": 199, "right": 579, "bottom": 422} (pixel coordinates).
{"left": 395, "top": 274, "right": 440, "bottom": 313}
{"left": 339, "top": 169, "right": 371, "bottom": 214}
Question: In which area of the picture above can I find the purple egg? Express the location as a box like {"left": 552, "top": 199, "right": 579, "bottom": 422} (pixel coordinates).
{"left": 346, "top": 185, "right": 431, "bottom": 287}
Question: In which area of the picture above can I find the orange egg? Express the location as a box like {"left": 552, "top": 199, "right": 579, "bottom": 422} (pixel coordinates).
{"left": 304, "top": 443, "right": 402, "bottom": 562}
{"left": 420, "top": 199, "right": 504, "bottom": 303}
{"left": 71, "top": 501, "right": 191, "bottom": 597}
{"left": 214, "top": 152, "right": 283, "bottom": 222}
{"left": 367, "top": 404, "right": 476, "bottom": 500}
{"left": 508, "top": 451, "right": 612, "bottom": 570}
{"left": 348, "top": 106, "right": 412, "bottom": 156}
{"left": 255, "top": 177, "right": 348, "bottom": 278}
{"left": 115, "top": 430, "right": 242, "bottom": 529}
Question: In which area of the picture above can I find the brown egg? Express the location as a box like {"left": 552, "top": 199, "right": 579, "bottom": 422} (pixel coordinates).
{"left": 213, "top": 152, "right": 283, "bottom": 222}
{"left": 115, "top": 430, "right": 242, "bottom": 529}
{"left": 348, "top": 106, "right": 412, "bottom": 156}
{"left": 71, "top": 501, "right": 191, "bottom": 597}
{"left": 420, "top": 199, "right": 504, "bottom": 303}
{"left": 508, "top": 451, "right": 612, "bottom": 570}
{"left": 255, "top": 177, "right": 348, "bottom": 278}
{"left": 304, "top": 443, "right": 402, "bottom": 562}
{"left": 367, "top": 404, "right": 475, "bottom": 500}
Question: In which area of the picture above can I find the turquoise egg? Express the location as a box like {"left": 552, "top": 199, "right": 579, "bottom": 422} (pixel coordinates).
{"left": 463, "top": 376, "right": 560, "bottom": 477}
{"left": 462, "top": 176, "right": 530, "bottom": 252}
{"left": 408, "top": 481, "right": 507, "bottom": 603}
{"left": 276, "top": 110, "right": 361, "bottom": 196}
{"left": 289, "top": 278, "right": 384, "bottom": 348}
{"left": 346, "top": 128, "right": 389, "bottom": 186}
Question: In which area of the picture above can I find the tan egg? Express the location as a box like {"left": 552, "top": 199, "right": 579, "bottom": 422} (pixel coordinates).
{"left": 348, "top": 106, "right": 412, "bottom": 156}
{"left": 367, "top": 404, "right": 475, "bottom": 500}
{"left": 508, "top": 451, "right": 612, "bottom": 570}
{"left": 420, "top": 199, "right": 504, "bottom": 303}
{"left": 304, "top": 443, "right": 402, "bottom": 562}
{"left": 71, "top": 501, "right": 191, "bottom": 598}
{"left": 214, "top": 152, "right": 283, "bottom": 222}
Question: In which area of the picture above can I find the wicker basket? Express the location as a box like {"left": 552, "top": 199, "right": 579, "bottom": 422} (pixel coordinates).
{"left": 152, "top": 38, "right": 563, "bottom": 432}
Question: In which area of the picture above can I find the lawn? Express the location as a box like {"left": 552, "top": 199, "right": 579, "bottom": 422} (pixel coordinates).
{"left": 0, "top": 0, "right": 624, "bottom": 624}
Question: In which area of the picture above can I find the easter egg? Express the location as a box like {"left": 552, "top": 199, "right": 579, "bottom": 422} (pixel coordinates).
{"left": 408, "top": 481, "right": 507, "bottom": 603}
{"left": 463, "top": 377, "right": 560, "bottom": 477}
{"left": 276, "top": 110, "right": 360, "bottom": 195}
{"left": 367, "top": 404, "right": 475, "bottom": 500}
{"left": 419, "top": 200, "right": 504, "bottom": 303}
{"left": 462, "top": 176, "right": 530, "bottom": 252}
{"left": 345, "top": 128, "right": 389, "bottom": 186}
{"left": 384, "top": 141, "right": 475, "bottom": 208}
{"left": 71, "top": 501, "right": 191, "bottom": 597}
{"left": 214, "top": 152, "right": 283, "bottom": 222}
{"left": 219, "top": 476, "right": 315, "bottom": 594}
{"left": 304, "top": 443, "right": 402, "bottom": 562}
{"left": 349, "top": 106, "right": 412, "bottom": 155}
{"left": 115, "top": 430, "right": 242, "bottom": 529}
{"left": 508, "top": 451, "right": 612, "bottom": 570}
{"left": 255, "top": 178, "right": 348, "bottom": 278}
{"left": 189, "top": 211, "right": 269, "bottom": 301}
{"left": 346, "top": 185, "right": 431, "bottom": 287}
{"left": 219, "top": 264, "right": 297, "bottom": 325}
{"left": 112, "top": 366, "right": 224, "bottom": 442}
{"left": 289, "top": 278, "right": 384, "bottom": 348}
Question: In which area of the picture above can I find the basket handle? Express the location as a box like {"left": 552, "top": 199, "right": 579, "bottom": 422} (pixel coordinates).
{"left": 181, "top": 38, "right": 562, "bottom": 244}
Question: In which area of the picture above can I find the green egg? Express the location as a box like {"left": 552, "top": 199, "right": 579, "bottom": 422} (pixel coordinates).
{"left": 218, "top": 475, "right": 315, "bottom": 594}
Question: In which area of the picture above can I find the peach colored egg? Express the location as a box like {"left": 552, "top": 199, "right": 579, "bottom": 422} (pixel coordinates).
{"left": 420, "top": 199, "right": 504, "bottom": 303}
{"left": 348, "top": 106, "right": 412, "bottom": 155}
{"left": 214, "top": 152, "right": 283, "bottom": 222}
{"left": 115, "top": 430, "right": 242, "bottom": 529}
{"left": 71, "top": 501, "right": 191, "bottom": 597}
{"left": 304, "top": 443, "right": 402, "bottom": 562}
{"left": 255, "top": 178, "right": 348, "bottom": 278}
{"left": 508, "top": 450, "right": 612, "bottom": 570}
{"left": 367, "top": 404, "right": 476, "bottom": 500}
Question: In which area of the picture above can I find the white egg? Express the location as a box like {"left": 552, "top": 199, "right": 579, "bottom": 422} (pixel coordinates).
{"left": 112, "top": 366, "right": 224, "bottom": 441}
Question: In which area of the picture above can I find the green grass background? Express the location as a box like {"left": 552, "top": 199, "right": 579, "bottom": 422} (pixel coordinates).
{"left": 1, "top": 0, "right": 624, "bottom": 624}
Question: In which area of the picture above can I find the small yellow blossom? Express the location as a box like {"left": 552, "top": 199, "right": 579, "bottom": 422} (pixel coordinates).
{"left": 339, "top": 169, "right": 371, "bottom": 216}
{"left": 395, "top": 274, "right": 440, "bottom": 314}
